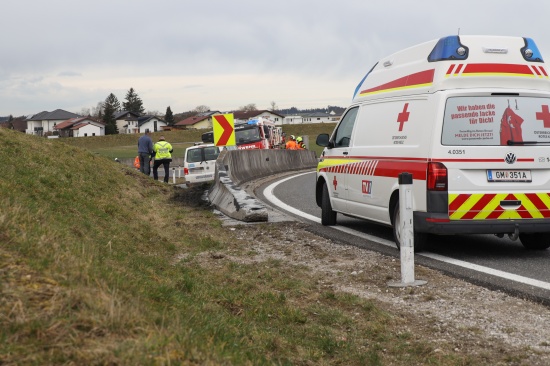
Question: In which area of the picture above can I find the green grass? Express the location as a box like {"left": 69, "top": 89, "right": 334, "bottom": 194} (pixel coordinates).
{"left": 0, "top": 127, "right": 492, "bottom": 364}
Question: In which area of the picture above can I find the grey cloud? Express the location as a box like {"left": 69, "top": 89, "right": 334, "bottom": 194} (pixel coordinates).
{"left": 58, "top": 71, "right": 82, "bottom": 77}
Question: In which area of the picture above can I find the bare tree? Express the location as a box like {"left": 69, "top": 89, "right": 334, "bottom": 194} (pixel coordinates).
{"left": 194, "top": 105, "right": 211, "bottom": 113}
{"left": 91, "top": 101, "right": 103, "bottom": 118}
{"left": 270, "top": 101, "right": 278, "bottom": 111}
{"left": 146, "top": 109, "right": 161, "bottom": 116}
{"left": 239, "top": 103, "right": 257, "bottom": 112}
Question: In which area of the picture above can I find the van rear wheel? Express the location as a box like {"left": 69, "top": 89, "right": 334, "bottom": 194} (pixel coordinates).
{"left": 519, "top": 233, "right": 550, "bottom": 250}
{"left": 392, "top": 201, "right": 427, "bottom": 252}
{"left": 321, "top": 183, "right": 337, "bottom": 226}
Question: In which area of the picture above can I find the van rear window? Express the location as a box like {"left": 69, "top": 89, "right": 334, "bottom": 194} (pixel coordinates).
{"left": 442, "top": 96, "right": 550, "bottom": 146}
{"left": 186, "top": 146, "right": 220, "bottom": 163}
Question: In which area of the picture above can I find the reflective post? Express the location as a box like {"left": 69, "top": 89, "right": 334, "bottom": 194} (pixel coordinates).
{"left": 388, "top": 172, "right": 427, "bottom": 288}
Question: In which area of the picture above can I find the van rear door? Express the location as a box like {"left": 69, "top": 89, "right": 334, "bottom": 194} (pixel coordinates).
{"left": 436, "top": 94, "right": 550, "bottom": 221}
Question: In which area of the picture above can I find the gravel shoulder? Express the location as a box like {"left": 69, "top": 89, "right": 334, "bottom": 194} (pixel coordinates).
{"left": 215, "top": 174, "right": 550, "bottom": 364}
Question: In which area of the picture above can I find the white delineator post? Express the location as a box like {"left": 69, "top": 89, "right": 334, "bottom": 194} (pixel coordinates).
{"left": 172, "top": 167, "right": 176, "bottom": 184}
{"left": 388, "top": 172, "right": 427, "bottom": 288}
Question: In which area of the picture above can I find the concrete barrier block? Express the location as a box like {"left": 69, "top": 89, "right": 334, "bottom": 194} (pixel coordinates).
{"left": 207, "top": 149, "right": 317, "bottom": 223}
{"left": 208, "top": 152, "right": 268, "bottom": 222}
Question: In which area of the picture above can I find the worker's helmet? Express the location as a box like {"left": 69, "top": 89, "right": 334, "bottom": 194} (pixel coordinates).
{"left": 296, "top": 136, "right": 303, "bottom": 143}
{"left": 290, "top": 135, "right": 296, "bottom": 140}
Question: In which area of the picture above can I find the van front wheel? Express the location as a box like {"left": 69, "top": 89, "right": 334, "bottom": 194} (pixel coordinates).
{"left": 392, "top": 201, "right": 427, "bottom": 252}
{"left": 519, "top": 233, "right": 550, "bottom": 250}
{"left": 321, "top": 183, "right": 337, "bottom": 226}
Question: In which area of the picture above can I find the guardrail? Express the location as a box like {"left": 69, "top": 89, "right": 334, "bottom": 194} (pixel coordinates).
{"left": 208, "top": 149, "right": 318, "bottom": 222}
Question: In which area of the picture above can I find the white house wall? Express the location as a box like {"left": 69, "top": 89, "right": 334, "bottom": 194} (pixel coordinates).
{"left": 74, "top": 124, "right": 103, "bottom": 137}
{"left": 283, "top": 116, "right": 304, "bottom": 125}
{"left": 139, "top": 120, "right": 168, "bottom": 133}
{"left": 116, "top": 119, "right": 139, "bottom": 134}
{"left": 116, "top": 120, "right": 127, "bottom": 133}
{"left": 26, "top": 119, "right": 67, "bottom": 135}
{"left": 192, "top": 119, "right": 212, "bottom": 129}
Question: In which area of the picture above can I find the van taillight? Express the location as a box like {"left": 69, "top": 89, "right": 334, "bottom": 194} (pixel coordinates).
{"left": 427, "top": 162, "right": 447, "bottom": 191}
{"left": 184, "top": 168, "right": 189, "bottom": 176}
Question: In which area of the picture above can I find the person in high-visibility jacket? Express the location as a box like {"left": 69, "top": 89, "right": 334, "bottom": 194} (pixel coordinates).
{"left": 296, "top": 136, "right": 307, "bottom": 150}
{"left": 152, "top": 136, "right": 173, "bottom": 183}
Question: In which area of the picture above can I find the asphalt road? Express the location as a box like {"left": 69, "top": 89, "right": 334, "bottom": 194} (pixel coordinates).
{"left": 257, "top": 170, "right": 550, "bottom": 305}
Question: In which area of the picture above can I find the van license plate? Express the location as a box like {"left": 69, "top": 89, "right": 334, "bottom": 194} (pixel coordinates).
{"left": 487, "top": 170, "right": 532, "bottom": 182}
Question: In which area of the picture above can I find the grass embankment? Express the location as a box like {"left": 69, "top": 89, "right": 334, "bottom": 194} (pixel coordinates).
{"left": 55, "top": 123, "right": 337, "bottom": 159}
{"left": 1, "top": 128, "right": 469, "bottom": 365}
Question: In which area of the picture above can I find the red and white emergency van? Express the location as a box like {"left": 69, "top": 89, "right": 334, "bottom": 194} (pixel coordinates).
{"left": 316, "top": 35, "right": 550, "bottom": 251}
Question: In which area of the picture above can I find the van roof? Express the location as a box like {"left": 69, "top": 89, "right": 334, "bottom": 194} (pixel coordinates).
{"left": 189, "top": 143, "right": 215, "bottom": 148}
{"left": 352, "top": 35, "right": 550, "bottom": 103}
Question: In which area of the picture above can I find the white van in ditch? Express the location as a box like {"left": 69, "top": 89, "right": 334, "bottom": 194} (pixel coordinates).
{"left": 316, "top": 35, "right": 550, "bottom": 251}
{"left": 184, "top": 144, "right": 235, "bottom": 185}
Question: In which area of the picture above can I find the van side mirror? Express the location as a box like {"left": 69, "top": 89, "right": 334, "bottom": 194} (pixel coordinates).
{"left": 316, "top": 133, "right": 333, "bottom": 148}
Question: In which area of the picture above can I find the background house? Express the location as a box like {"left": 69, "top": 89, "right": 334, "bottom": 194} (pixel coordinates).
{"left": 114, "top": 111, "right": 140, "bottom": 134}
{"left": 26, "top": 109, "right": 81, "bottom": 136}
{"left": 10, "top": 117, "right": 29, "bottom": 133}
{"left": 283, "top": 110, "right": 341, "bottom": 124}
{"left": 138, "top": 115, "right": 167, "bottom": 133}
{"left": 174, "top": 111, "right": 220, "bottom": 130}
{"left": 233, "top": 110, "right": 285, "bottom": 125}
{"left": 54, "top": 117, "right": 105, "bottom": 137}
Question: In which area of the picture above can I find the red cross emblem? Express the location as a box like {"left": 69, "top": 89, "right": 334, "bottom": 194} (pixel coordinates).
{"left": 536, "top": 105, "right": 550, "bottom": 128}
{"left": 333, "top": 175, "right": 338, "bottom": 190}
{"left": 397, "top": 103, "right": 410, "bottom": 131}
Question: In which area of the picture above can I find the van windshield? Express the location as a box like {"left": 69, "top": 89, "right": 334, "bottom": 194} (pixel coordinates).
{"left": 236, "top": 126, "right": 262, "bottom": 144}
{"left": 442, "top": 96, "right": 550, "bottom": 146}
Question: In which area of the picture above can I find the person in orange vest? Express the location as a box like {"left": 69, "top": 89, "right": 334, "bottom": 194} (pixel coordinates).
{"left": 296, "top": 136, "right": 306, "bottom": 150}
{"left": 285, "top": 135, "right": 297, "bottom": 150}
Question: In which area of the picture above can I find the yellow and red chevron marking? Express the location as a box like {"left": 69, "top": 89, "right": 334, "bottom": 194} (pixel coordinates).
{"left": 445, "top": 63, "right": 549, "bottom": 79}
{"left": 449, "top": 192, "right": 550, "bottom": 220}
{"left": 317, "top": 158, "right": 354, "bottom": 173}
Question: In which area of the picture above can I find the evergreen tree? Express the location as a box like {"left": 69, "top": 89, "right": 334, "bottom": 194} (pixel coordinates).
{"left": 123, "top": 87, "right": 145, "bottom": 115}
{"left": 165, "top": 106, "right": 175, "bottom": 125}
{"left": 102, "top": 93, "right": 120, "bottom": 135}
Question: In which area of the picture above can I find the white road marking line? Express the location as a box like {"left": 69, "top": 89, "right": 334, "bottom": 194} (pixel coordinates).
{"left": 263, "top": 172, "right": 550, "bottom": 291}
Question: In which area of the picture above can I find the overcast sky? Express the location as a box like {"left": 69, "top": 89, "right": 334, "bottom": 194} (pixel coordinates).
{"left": 2, "top": 0, "right": 550, "bottom": 116}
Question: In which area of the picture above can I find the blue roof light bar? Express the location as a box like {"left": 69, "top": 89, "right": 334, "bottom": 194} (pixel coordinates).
{"left": 428, "top": 36, "right": 469, "bottom": 62}
{"left": 521, "top": 37, "right": 544, "bottom": 62}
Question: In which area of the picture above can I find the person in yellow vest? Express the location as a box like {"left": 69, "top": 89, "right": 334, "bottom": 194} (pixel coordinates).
{"left": 152, "top": 136, "right": 173, "bottom": 183}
